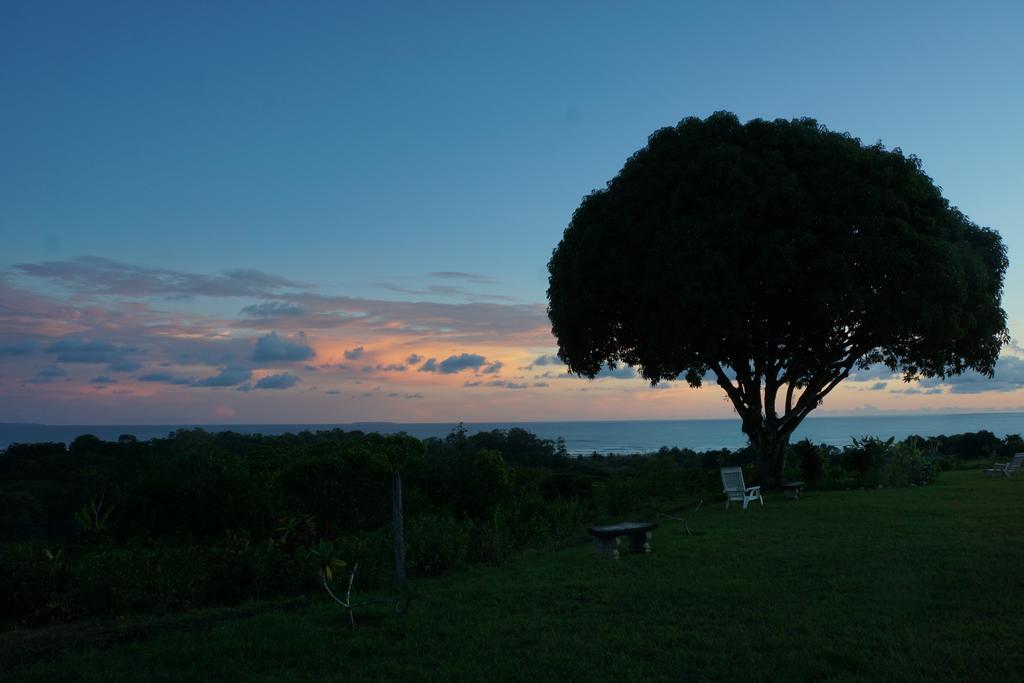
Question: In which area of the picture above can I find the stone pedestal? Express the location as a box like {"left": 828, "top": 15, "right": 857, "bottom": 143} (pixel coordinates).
{"left": 783, "top": 481, "right": 805, "bottom": 499}
{"left": 586, "top": 522, "right": 657, "bottom": 560}
{"left": 628, "top": 530, "right": 652, "bottom": 553}
{"left": 592, "top": 535, "right": 621, "bottom": 560}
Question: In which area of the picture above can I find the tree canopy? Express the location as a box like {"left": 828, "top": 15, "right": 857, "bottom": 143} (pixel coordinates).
{"left": 547, "top": 111, "right": 1009, "bottom": 484}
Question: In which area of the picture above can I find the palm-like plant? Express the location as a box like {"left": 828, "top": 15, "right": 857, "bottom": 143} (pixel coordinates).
{"left": 307, "top": 541, "right": 347, "bottom": 581}
{"left": 74, "top": 495, "right": 113, "bottom": 535}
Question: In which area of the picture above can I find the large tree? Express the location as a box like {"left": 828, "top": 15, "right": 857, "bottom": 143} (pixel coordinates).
{"left": 547, "top": 112, "right": 1008, "bottom": 486}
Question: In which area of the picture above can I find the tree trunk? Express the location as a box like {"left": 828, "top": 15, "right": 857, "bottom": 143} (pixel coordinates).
{"left": 391, "top": 470, "right": 406, "bottom": 587}
{"left": 749, "top": 428, "right": 790, "bottom": 490}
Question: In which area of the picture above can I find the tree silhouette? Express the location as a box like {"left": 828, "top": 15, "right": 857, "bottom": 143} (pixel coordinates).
{"left": 548, "top": 112, "right": 1008, "bottom": 486}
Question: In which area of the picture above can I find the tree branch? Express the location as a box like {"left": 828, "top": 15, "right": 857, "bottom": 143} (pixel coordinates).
{"left": 779, "top": 346, "right": 866, "bottom": 434}
{"left": 764, "top": 371, "right": 780, "bottom": 426}
{"left": 711, "top": 363, "right": 748, "bottom": 415}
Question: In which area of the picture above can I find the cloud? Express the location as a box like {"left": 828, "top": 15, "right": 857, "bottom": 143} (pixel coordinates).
{"left": 544, "top": 363, "right": 637, "bottom": 381}
{"left": 532, "top": 354, "right": 563, "bottom": 366}
{"left": 404, "top": 393, "right": 425, "bottom": 399}
{"left": 849, "top": 364, "right": 899, "bottom": 381}
{"left": 429, "top": 272, "right": 495, "bottom": 283}
{"left": 432, "top": 353, "right": 487, "bottom": 374}
{"left": 374, "top": 282, "right": 515, "bottom": 302}
{"left": 138, "top": 372, "right": 194, "bottom": 385}
{"left": 26, "top": 365, "right": 69, "bottom": 383}
{"left": 0, "top": 341, "right": 35, "bottom": 356}
{"left": 325, "top": 389, "right": 342, "bottom": 395}
{"left": 252, "top": 332, "right": 315, "bottom": 362}
{"left": 160, "top": 336, "right": 255, "bottom": 368}
{"left": 595, "top": 364, "right": 637, "bottom": 380}
{"left": 406, "top": 354, "right": 423, "bottom": 365}
{"left": 45, "top": 338, "right": 135, "bottom": 364}
{"left": 194, "top": 366, "right": 252, "bottom": 388}
{"left": 483, "top": 361, "right": 503, "bottom": 374}
{"left": 485, "top": 380, "right": 528, "bottom": 389}
{"left": 89, "top": 375, "right": 117, "bottom": 385}
{"left": 372, "top": 271, "right": 509, "bottom": 302}
{"left": 136, "top": 366, "right": 251, "bottom": 387}
{"left": 16, "top": 256, "right": 310, "bottom": 299}
{"left": 418, "top": 358, "right": 439, "bottom": 372}
{"left": 868, "top": 382, "right": 888, "bottom": 391}
{"left": 240, "top": 302, "right": 307, "bottom": 317}
{"left": 532, "top": 382, "right": 549, "bottom": 387}
{"left": 107, "top": 360, "right": 142, "bottom": 373}
{"left": 935, "top": 356, "right": 1024, "bottom": 394}
{"left": 247, "top": 292, "right": 550, "bottom": 344}
{"left": 376, "top": 363, "right": 406, "bottom": 372}
{"left": 5, "top": 260, "right": 551, "bottom": 369}
{"left": 871, "top": 355, "right": 1024, "bottom": 395}
{"left": 898, "top": 387, "right": 944, "bottom": 395}
{"left": 343, "top": 346, "right": 365, "bottom": 360}
{"left": 464, "top": 380, "right": 482, "bottom": 387}
{"left": 254, "top": 373, "right": 301, "bottom": 390}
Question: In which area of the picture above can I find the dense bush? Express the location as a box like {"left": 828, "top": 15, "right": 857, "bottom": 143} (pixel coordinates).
{"left": 321, "top": 529, "right": 393, "bottom": 589}
{"left": 1, "top": 426, "right": 1015, "bottom": 626}
{"left": 834, "top": 436, "right": 939, "bottom": 487}
{"left": 70, "top": 545, "right": 214, "bottom": 617}
{"left": 884, "top": 439, "right": 933, "bottom": 487}
{"left": 404, "top": 514, "right": 472, "bottom": 576}
{"left": 278, "top": 447, "right": 391, "bottom": 537}
{"left": 0, "top": 543, "right": 70, "bottom": 625}
{"left": 792, "top": 439, "right": 824, "bottom": 484}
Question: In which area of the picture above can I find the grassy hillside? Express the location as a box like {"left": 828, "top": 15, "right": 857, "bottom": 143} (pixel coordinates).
{"left": 6, "top": 471, "right": 1023, "bottom": 681}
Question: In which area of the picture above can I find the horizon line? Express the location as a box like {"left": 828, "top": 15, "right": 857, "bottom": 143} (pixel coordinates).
{"left": 4, "top": 409, "right": 1024, "bottom": 429}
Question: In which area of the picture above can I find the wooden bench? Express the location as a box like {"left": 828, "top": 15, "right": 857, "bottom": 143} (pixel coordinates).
{"left": 783, "top": 481, "right": 805, "bottom": 499}
{"left": 586, "top": 522, "right": 657, "bottom": 560}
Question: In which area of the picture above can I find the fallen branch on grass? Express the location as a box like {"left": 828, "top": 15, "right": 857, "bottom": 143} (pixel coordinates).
{"left": 321, "top": 563, "right": 417, "bottom": 628}
{"left": 659, "top": 497, "right": 705, "bottom": 535}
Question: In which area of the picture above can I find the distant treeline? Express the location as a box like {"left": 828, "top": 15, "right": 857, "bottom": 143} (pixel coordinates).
{"left": 1, "top": 426, "right": 1020, "bottom": 626}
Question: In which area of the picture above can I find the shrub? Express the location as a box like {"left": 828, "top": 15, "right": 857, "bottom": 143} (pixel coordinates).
{"left": 470, "top": 494, "right": 589, "bottom": 563}
{"left": 0, "top": 543, "right": 71, "bottom": 625}
{"left": 842, "top": 437, "right": 894, "bottom": 484}
{"left": 885, "top": 439, "right": 935, "bottom": 486}
{"left": 792, "top": 439, "right": 824, "bottom": 484}
{"left": 539, "top": 471, "right": 595, "bottom": 501}
{"left": 404, "top": 514, "right": 471, "bottom": 576}
{"left": 999, "top": 434, "right": 1024, "bottom": 459}
{"left": 278, "top": 447, "right": 391, "bottom": 537}
{"left": 70, "top": 545, "right": 215, "bottom": 618}
{"left": 329, "top": 529, "right": 392, "bottom": 589}
{"left": 209, "top": 531, "right": 304, "bottom": 604}
{"left": 598, "top": 477, "right": 646, "bottom": 516}
{"left": 119, "top": 446, "right": 275, "bottom": 541}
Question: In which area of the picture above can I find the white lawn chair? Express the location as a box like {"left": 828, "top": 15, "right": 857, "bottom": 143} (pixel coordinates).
{"left": 984, "top": 453, "right": 1024, "bottom": 477}
{"left": 720, "top": 466, "right": 763, "bottom": 510}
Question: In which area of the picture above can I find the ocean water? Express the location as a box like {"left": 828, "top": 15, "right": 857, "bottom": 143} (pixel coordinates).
{"left": 2, "top": 412, "right": 1022, "bottom": 455}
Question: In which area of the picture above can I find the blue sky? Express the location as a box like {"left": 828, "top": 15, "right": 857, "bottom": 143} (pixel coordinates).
{"left": 1, "top": 1, "right": 1023, "bottom": 423}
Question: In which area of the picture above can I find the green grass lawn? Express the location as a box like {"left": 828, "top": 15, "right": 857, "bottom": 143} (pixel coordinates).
{"left": 6, "top": 471, "right": 1024, "bottom": 681}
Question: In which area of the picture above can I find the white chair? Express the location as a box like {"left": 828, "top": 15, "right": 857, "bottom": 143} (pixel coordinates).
{"left": 984, "top": 453, "right": 1024, "bottom": 477}
{"left": 720, "top": 466, "right": 763, "bottom": 510}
